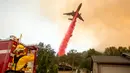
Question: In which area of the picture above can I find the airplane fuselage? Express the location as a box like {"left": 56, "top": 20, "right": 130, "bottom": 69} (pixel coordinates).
{"left": 76, "top": 3, "right": 82, "bottom": 12}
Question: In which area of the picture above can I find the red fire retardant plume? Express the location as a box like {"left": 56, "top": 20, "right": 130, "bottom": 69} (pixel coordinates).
{"left": 58, "top": 13, "right": 78, "bottom": 56}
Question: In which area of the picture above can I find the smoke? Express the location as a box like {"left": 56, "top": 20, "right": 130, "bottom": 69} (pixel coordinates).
{"left": 40, "top": 0, "right": 130, "bottom": 51}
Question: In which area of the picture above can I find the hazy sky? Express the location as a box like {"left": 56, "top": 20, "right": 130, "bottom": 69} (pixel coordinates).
{"left": 0, "top": 0, "right": 130, "bottom": 53}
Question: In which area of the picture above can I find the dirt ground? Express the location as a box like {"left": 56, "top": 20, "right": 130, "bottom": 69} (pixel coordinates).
{"left": 58, "top": 71, "right": 75, "bottom": 73}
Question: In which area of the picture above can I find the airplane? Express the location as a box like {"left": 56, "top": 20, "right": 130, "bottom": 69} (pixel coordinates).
{"left": 63, "top": 3, "right": 84, "bottom": 21}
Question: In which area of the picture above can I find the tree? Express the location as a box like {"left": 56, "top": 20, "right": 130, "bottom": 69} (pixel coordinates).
{"left": 104, "top": 46, "right": 130, "bottom": 56}
{"left": 84, "top": 49, "right": 102, "bottom": 58}
{"left": 58, "top": 54, "right": 67, "bottom": 64}
{"left": 58, "top": 49, "right": 82, "bottom": 72}
{"left": 104, "top": 46, "right": 120, "bottom": 56}
{"left": 67, "top": 49, "right": 82, "bottom": 69}
{"left": 67, "top": 49, "right": 77, "bottom": 68}
{"left": 128, "top": 46, "right": 130, "bottom": 52}
{"left": 66, "top": 49, "right": 77, "bottom": 72}
{"left": 36, "top": 42, "right": 58, "bottom": 73}
{"left": 118, "top": 46, "right": 128, "bottom": 54}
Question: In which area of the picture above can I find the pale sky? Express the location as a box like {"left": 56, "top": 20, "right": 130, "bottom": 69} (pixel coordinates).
{"left": 0, "top": 0, "right": 130, "bottom": 53}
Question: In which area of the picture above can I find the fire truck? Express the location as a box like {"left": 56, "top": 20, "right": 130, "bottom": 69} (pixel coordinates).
{"left": 0, "top": 38, "right": 38, "bottom": 73}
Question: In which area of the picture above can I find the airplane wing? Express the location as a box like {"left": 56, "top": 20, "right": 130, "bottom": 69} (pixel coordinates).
{"left": 63, "top": 12, "right": 73, "bottom": 15}
{"left": 63, "top": 11, "right": 75, "bottom": 16}
{"left": 78, "top": 14, "right": 84, "bottom": 21}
